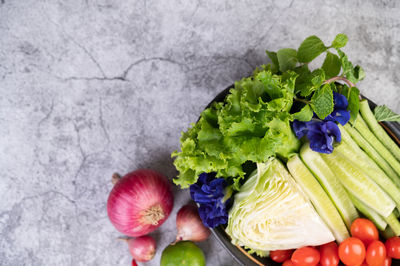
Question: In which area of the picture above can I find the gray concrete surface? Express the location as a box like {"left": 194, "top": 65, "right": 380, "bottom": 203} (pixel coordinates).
{"left": 1, "top": 0, "right": 400, "bottom": 265}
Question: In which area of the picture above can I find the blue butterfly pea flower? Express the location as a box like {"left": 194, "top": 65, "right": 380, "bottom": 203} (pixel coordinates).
{"left": 292, "top": 92, "right": 349, "bottom": 154}
{"left": 190, "top": 173, "right": 229, "bottom": 228}
{"left": 324, "top": 92, "right": 350, "bottom": 125}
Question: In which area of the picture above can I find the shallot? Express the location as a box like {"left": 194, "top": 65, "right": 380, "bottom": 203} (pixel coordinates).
{"left": 107, "top": 169, "right": 174, "bottom": 236}
{"left": 175, "top": 204, "right": 211, "bottom": 242}
{"left": 124, "top": 235, "right": 156, "bottom": 262}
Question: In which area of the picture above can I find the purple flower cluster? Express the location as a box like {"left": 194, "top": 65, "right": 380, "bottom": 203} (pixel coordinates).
{"left": 293, "top": 92, "right": 350, "bottom": 154}
{"left": 190, "top": 173, "right": 229, "bottom": 228}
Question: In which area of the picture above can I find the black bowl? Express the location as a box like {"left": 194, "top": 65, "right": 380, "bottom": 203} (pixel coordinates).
{"left": 206, "top": 85, "right": 400, "bottom": 266}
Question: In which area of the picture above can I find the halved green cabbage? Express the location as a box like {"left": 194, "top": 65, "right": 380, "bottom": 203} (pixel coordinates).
{"left": 225, "top": 158, "right": 334, "bottom": 252}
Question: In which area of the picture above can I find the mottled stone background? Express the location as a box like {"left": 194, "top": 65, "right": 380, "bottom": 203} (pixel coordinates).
{"left": 1, "top": 0, "right": 399, "bottom": 265}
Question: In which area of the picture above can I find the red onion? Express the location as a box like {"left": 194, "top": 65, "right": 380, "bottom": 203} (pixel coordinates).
{"left": 107, "top": 169, "right": 174, "bottom": 236}
{"left": 175, "top": 204, "right": 211, "bottom": 242}
{"left": 125, "top": 235, "right": 156, "bottom": 262}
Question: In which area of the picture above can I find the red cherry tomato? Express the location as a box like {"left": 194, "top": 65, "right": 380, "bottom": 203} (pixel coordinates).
{"left": 270, "top": 249, "right": 294, "bottom": 263}
{"left": 131, "top": 259, "right": 138, "bottom": 266}
{"left": 385, "top": 236, "right": 400, "bottom": 259}
{"left": 319, "top": 242, "right": 339, "bottom": 266}
{"left": 283, "top": 259, "right": 294, "bottom": 266}
{"left": 291, "top": 246, "right": 320, "bottom": 266}
{"left": 350, "top": 218, "right": 379, "bottom": 246}
{"left": 381, "top": 256, "right": 392, "bottom": 266}
{"left": 366, "top": 240, "right": 386, "bottom": 266}
{"left": 338, "top": 237, "right": 366, "bottom": 266}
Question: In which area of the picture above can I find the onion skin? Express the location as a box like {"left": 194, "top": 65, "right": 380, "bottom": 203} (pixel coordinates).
{"left": 176, "top": 204, "right": 211, "bottom": 242}
{"left": 107, "top": 169, "right": 174, "bottom": 236}
{"left": 127, "top": 235, "right": 156, "bottom": 262}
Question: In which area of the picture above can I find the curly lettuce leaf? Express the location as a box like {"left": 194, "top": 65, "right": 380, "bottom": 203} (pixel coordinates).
{"left": 172, "top": 70, "right": 301, "bottom": 189}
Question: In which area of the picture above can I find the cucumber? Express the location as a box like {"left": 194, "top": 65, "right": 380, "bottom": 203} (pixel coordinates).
{"left": 287, "top": 154, "right": 349, "bottom": 242}
{"left": 346, "top": 190, "right": 387, "bottom": 231}
{"left": 360, "top": 100, "right": 400, "bottom": 162}
{"left": 300, "top": 144, "right": 358, "bottom": 229}
{"left": 384, "top": 213, "right": 400, "bottom": 236}
{"left": 321, "top": 151, "right": 395, "bottom": 217}
{"left": 394, "top": 208, "right": 400, "bottom": 218}
{"left": 382, "top": 227, "right": 396, "bottom": 239}
{"left": 353, "top": 116, "right": 400, "bottom": 177}
{"left": 343, "top": 123, "right": 400, "bottom": 186}
{"left": 335, "top": 142, "right": 400, "bottom": 209}
{"left": 338, "top": 124, "right": 360, "bottom": 153}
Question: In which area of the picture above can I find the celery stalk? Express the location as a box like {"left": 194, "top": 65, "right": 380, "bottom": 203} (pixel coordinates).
{"left": 343, "top": 124, "right": 400, "bottom": 186}
{"left": 346, "top": 190, "right": 387, "bottom": 231}
{"left": 300, "top": 144, "right": 358, "bottom": 229}
{"left": 384, "top": 213, "right": 400, "bottom": 236}
{"left": 321, "top": 151, "right": 395, "bottom": 217}
{"left": 353, "top": 116, "right": 400, "bottom": 177}
{"left": 360, "top": 100, "right": 400, "bottom": 161}
{"left": 335, "top": 142, "right": 400, "bottom": 209}
{"left": 287, "top": 154, "right": 349, "bottom": 242}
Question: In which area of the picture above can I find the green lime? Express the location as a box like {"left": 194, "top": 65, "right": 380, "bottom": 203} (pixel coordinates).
{"left": 160, "top": 241, "right": 206, "bottom": 266}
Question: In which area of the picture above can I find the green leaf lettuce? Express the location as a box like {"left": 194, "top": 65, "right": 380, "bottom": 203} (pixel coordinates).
{"left": 172, "top": 70, "right": 301, "bottom": 189}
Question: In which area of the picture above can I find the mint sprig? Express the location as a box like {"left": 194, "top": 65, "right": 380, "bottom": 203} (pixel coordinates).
{"left": 374, "top": 105, "right": 400, "bottom": 122}
{"left": 266, "top": 33, "right": 363, "bottom": 121}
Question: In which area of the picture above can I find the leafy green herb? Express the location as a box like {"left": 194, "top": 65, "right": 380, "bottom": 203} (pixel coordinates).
{"left": 266, "top": 50, "right": 279, "bottom": 73}
{"left": 322, "top": 52, "right": 341, "bottom": 78}
{"left": 342, "top": 86, "right": 360, "bottom": 122}
{"left": 277, "top": 48, "right": 298, "bottom": 72}
{"left": 354, "top": 65, "right": 366, "bottom": 81}
{"left": 311, "top": 69, "right": 326, "bottom": 87}
{"left": 297, "top": 35, "right": 327, "bottom": 63}
{"left": 293, "top": 104, "right": 313, "bottom": 121}
{"left": 374, "top": 105, "right": 400, "bottom": 122}
{"left": 311, "top": 83, "right": 334, "bottom": 119}
{"left": 331, "top": 33, "right": 348, "bottom": 49}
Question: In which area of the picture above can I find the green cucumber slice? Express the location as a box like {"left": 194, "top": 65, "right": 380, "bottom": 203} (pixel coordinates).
{"left": 343, "top": 124, "right": 400, "bottom": 187}
{"left": 353, "top": 116, "right": 400, "bottom": 177}
{"left": 384, "top": 213, "right": 400, "bottom": 236}
{"left": 287, "top": 154, "right": 349, "bottom": 242}
{"left": 360, "top": 100, "right": 400, "bottom": 162}
{"left": 321, "top": 151, "right": 395, "bottom": 218}
{"left": 300, "top": 144, "right": 358, "bottom": 229}
{"left": 335, "top": 142, "right": 400, "bottom": 209}
{"left": 346, "top": 190, "right": 387, "bottom": 231}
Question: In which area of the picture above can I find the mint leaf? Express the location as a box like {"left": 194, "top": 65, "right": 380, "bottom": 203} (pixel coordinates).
{"left": 266, "top": 50, "right": 279, "bottom": 73}
{"left": 277, "top": 48, "right": 298, "bottom": 72}
{"left": 342, "top": 86, "right": 360, "bottom": 122}
{"left": 354, "top": 65, "right": 365, "bottom": 81}
{"left": 322, "top": 52, "right": 341, "bottom": 78}
{"left": 311, "top": 69, "right": 325, "bottom": 87}
{"left": 337, "top": 49, "right": 357, "bottom": 84}
{"left": 293, "top": 104, "right": 313, "bottom": 121}
{"left": 293, "top": 65, "right": 314, "bottom": 97}
{"left": 374, "top": 105, "right": 400, "bottom": 122}
{"left": 331, "top": 33, "right": 348, "bottom": 49}
{"left": 297, "top": 35, "right": 327, "bottom": 63}
{"left": 311, "top": 83, "right": 334, "bottom": 119}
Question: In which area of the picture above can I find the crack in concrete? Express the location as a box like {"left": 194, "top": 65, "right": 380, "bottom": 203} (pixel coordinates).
{"left": 36, "top": 98, "right": 55, "bottom": 138}
{"left": 99, "top": 98, "right": 110, "bottom": 144}
{"left": 41, "top": 8, "right": 107, "bottom": 78}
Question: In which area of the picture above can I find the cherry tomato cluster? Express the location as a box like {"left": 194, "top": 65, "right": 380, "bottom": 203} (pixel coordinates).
{"left": 270, "top": 218, "right": 400, "bottom": 266}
